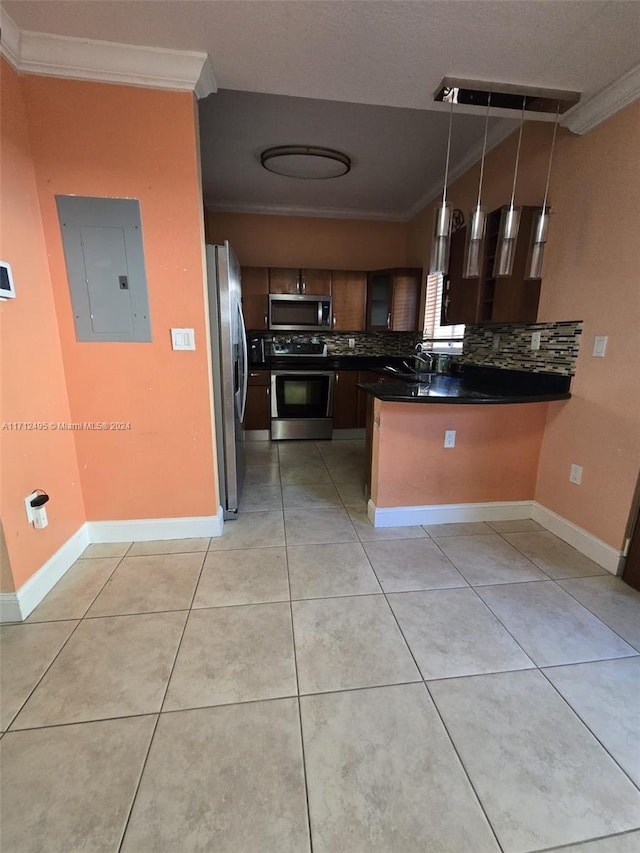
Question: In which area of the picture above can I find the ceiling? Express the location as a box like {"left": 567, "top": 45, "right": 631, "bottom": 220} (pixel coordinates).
{"left": 5, "top": 0, "right": 640, "bottom": 219}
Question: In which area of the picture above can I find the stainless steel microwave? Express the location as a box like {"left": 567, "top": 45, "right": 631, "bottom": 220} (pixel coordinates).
{"left": 268, "top": 294, "right": 332, "bottom": 332}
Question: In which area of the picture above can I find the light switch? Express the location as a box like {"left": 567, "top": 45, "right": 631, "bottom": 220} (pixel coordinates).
{"left": 592, "top": 336, "right": 607, "bottom": 357}
{"left": 171, "top": 328, "right": 195, "bottom": 350}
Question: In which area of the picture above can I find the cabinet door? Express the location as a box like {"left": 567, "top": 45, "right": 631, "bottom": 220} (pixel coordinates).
{"left": 245, "top": 381, "right": 270, "bottom": 431}
{"left": 366, "top": 271, "right": 393, "bottom": 330}
{"left": 331, "top": 271, "right": 366, "bottom": 331}
{"left": 301, "top": 269, "right": 332, "bottom": 295}
{"left": 333, "top": 371, "right": 360, "bottom": 429}
{"left": 491, "top": 207, "right": 541, "bottom": 323}
{"left": 442, "top": 227, "right": 482, "bottom": 325}
{"left": 241, "top": 267, "right": 269, "bottom": 330}
{"left": 269, "top": 268, "right": 300, "bottom": 294}
{"left": 391, "top": 269, "right": 421, "bottom": 331}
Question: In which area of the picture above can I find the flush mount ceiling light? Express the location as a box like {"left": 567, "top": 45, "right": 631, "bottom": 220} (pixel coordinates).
{"left": 260, "top": 146, "right": 351, "bottom": 179}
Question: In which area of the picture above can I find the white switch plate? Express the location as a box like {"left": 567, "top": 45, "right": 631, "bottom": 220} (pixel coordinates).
{"left": 348, "top": 338, "right": 356, "bottom": 348}
{"left": 569, "top": 463, "right": 583, "bottom": 485}
{"left": 444, "top": 429, "right": 456, "bottom": 448}
{"left": 492, "top": 333, "right": 500, "bottom": 351}
{"left": 171, "top": 328, "right": 195, "bottom": 350}
{"left": 531, "top": 331, "right": 541, "bottom": 350}
{"left": 592, "top": 335, "right": 607, "bottom": 357}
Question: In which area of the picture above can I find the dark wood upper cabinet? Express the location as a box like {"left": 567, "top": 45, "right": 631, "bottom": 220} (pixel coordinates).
{"left": 269, "top": 268, "right": 332, "bottom": 295}
{"left": 241, "top": 266, "right": 269, "bottom": 331}
{"left": 443, "top": 205, "right": 542, "bottom": 326}
{"left": 331, "top": 270, "right": 367, "bottom": 331}
{"left": 366, "top": 268, "right": 422, "bottom": 332}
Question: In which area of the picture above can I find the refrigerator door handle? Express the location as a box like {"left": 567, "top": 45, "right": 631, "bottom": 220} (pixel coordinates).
{"left": 239, "top": 303, "right": 249, "bottom": 423}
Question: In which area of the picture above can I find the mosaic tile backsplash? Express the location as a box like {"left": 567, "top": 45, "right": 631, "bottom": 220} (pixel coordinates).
{"left": 269, "top": 332, "right": 419, "bottom": 357}
{"left": 459, "top": 321, "right": 583, "bottom": 375}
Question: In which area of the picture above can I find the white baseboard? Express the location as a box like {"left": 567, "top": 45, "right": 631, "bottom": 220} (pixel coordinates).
{"left": 1, "top": 509, "right": 225, "bottom": 622}
{"left": 367, "top": 499, "right": 623, "bottom": 575}
{"left": 86, "top": 509, "right": 224, "bottom": 543}
{"left": 368, "top": 500, "right": 535, "bottom": 528}
{"left": 531, "top": 502, "right": 623, "bottom": 576}
{"left": 0, "top": 524, "right": 90, "bottom": 622}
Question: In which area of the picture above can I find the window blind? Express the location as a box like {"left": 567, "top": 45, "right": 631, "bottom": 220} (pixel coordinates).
{"left": 423, "top": 273, "right": 465, "bottom": 352}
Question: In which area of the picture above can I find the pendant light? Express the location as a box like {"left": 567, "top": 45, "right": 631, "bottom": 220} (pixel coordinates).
{"left": 462, "top": 94, "right": 491, "bottom": 278}
{"left": 429, "top": 96, "right": 455, "bottom": 274}
{"left": 493, "top": 96, "right": 526, "bottom": 278}
{"left": 526, "top": 105, "right": 560, "bottom": 279}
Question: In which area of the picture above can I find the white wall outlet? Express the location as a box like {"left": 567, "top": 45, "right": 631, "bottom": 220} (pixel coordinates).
{"left": 348, "top": 338, "right": 356, "bottom": 348}
{"left": 592, "top": 335, "right": 607, "bottom": 357}
{"left": 444, "top": 429, "right": 456, "bottom": 448}
{"left": 33, "top": 505, "right": 48, "bottom": 528}
{"left": 569, "top": 463, "right": 583, "bottom": 485}
{"left": 24, "top": 491, "right": 38, "bottom": 523}
{"left": 531, "top": 331, "right": 542, "bottom": 350}
{"left": 171, "top": 328, "right": 195, "bottom": 350}
{"left": 492, "top": 333, "right": 500, "bottom": 351}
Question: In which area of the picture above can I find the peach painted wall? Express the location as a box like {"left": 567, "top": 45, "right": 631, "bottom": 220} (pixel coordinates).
{"left": 535, "top": 104, "right": 640, "bottom": 549}
{"left": 371, "top": 399, "right": 548, "bottom": 509}
{"left": 206, "top": 211, "right": 408, "bottom": 269}
{"left": 407, "top": 104, "right": 640, "bottom": 550}
{"left": 20, "top": 75, "right": 217, "bottom": 522}
{"left": 0, "top": 59, "right": 85, "bottom": 589}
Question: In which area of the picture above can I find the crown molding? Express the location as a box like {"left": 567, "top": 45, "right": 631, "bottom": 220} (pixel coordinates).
{"left": 0, "top": 6, "right": 21, "bottom": 66}
{"left": 205, "top": 199, "right": 407, "bottom": 223}
{"left": 0, "top": 8, "right": 216, "bottom": 98}
{"left": 562, "top": 63, "right": 640, "bottom": 135}
{"left": 404, "top": 116, "right": 515, "bottom": 221}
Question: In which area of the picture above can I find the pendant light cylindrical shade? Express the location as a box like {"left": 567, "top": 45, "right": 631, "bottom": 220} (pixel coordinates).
{"left": 526, "top": 107, "right": 559, "bottom": 279}
{"left": 493, "top": 205, "right": 521, "bottom": 277}
{"left": 526, "top": 207, "right": 550, "bottom": 279}
{"left": 463, "top": 95, "right": 491, "bottom": 279}
{"left": 463, "top": 206, "right": 487, "bottom": 278}
{"left": 429, "top": 96, "right": 454, "bottom": 275}
{"left": 493, "top": 97, "right": 526, "bottom": 278}
{"left": 430, "top": 202, "right": 453, "bottom": 274}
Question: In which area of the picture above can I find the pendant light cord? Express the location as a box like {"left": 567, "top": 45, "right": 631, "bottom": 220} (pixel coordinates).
{"left": 509, "top": 96, "right": 526, "bottom": 209}
{"left": 541, "top": 104, "right": 560, "bottom": 211}
{"left": 475, "top": 94, "right": 491, "bottom": 210}
{"left": 441, "top": 94, "right": 454, "bottom": 206}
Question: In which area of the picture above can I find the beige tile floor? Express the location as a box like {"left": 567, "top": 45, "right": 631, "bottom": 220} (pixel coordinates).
{"left": 2, "top": 438, "right": 640, "bottom": 852}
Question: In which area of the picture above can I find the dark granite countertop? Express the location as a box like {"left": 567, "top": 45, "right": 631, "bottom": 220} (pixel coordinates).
{"left": 357, "top": 365, "right": 572, "bottom": 405}
{"left": 249, "top": 355, "right": 408, "bottom": 371}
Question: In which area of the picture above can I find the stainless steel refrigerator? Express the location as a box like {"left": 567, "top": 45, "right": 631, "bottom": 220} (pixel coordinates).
{"left": 206, "top": 241, "right": 248, "bottom": 519}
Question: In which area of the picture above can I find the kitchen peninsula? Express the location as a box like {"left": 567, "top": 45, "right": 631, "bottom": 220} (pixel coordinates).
{"left": 359, "top": 366, "right": 572, "bottom": 529}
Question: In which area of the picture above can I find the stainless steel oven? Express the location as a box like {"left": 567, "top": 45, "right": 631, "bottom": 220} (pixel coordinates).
{"left": 271, "top": 370, "right": 334, "bottom": 440}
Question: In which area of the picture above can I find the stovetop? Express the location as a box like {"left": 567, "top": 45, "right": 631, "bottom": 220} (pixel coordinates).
{"left": 271, "top": 341, "right": 328, "bottom": 357}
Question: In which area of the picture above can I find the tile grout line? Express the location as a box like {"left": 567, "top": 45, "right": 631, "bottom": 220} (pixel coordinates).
{"left": 116, "top": 549, "right": 207, "bottom": 852}
{"left": 551, "top": 577, "right": 640, "bottom": 654}
{"left": 528, "top": 827, "right": 640, "bottom": 853}
{"left": 4, "top": 551, "right": 130, "bottom": 731}
{"left": 281, "top": 446, "right": 315, "bottom": 853}
{"left": 424, "top": 680, "right": 507, "bottom": 853}
{"left": 360, "top": 552, "right": 506, "bottom": 853}
{"left": 537, "top": 665, "right": 640, "bottom": 794}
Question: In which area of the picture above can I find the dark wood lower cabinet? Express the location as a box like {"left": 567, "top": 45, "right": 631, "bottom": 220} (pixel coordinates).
{"left": 245, "top": 370, "right": 270, "bottom": 431}
{"left": 333, "top": 371, "right": 360, "bottom": 429}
